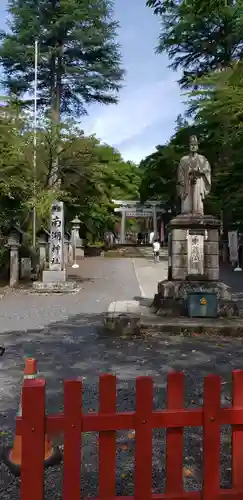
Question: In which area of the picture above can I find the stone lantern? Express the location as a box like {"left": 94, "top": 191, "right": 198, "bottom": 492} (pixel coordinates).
{"left": 6, "top": 227, "right": 22, "bottom": 287}
{"left": 37, "top": 229, "right": 49, "bottom": 269}
{"left": 71, "top": 216, "right": 84, "bottom": 267}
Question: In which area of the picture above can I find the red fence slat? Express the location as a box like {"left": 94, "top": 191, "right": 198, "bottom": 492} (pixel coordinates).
{"left": 63, "top": 380, "right": 82, "bottom": 500}
{"left": 203, "top": 374, "right": 221, "bottom": 500}
{"left": 135, "top": 377, "right": 153, "bottom": 500}
{"left": 99, "top": 374, "right": 117, "bottom": 499}
{"left": 20, "top": 379, "right": 45, "bottom": 500}
{"left": 165, "top": 372, "right": 184, "bottom": 495}
{"left": 232, "top": 370, "right": 243, "bottom": 489}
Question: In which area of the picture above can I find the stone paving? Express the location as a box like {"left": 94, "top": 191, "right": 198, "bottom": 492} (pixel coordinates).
{"left": 0, "top": 255, "right": 243, "bottom": 498}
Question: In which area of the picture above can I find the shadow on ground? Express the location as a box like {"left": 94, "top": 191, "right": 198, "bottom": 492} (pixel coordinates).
{"left": 0, "top": 311, "right": 242, "bottom": 498}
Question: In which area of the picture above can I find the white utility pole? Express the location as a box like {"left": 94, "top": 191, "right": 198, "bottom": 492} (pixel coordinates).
{"left": 32, "top": 40, "right": 38, "bottom": 249}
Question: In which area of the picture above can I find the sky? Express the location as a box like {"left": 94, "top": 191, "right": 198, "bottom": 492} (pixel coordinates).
{"left": 0, "top": 0, "right": 184, "bottom": 163}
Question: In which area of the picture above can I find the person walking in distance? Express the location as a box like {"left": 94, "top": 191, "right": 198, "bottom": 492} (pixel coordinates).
{"left": 153, "top": 238, "right": 160, "bottom": 263}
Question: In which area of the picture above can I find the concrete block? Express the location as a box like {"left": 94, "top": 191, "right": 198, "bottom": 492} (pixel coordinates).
{"left": 107, "top": 300, "right": 140, "bottom": 317}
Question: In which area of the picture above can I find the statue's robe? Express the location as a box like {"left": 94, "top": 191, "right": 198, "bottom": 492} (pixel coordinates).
{"left": 177, "top": 153, "right": 211, "bottom": 215}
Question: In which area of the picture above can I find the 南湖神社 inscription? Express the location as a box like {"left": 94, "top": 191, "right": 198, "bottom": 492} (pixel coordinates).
{"left": 187, "top": 233, "right": 204, "bottom": 275}
{"left": 49, "top": 201, "right": 64, "bottom": 270}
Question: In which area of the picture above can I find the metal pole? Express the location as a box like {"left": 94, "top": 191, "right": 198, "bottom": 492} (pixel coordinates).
{"left": 32, "top": 40, "right": 38, "bottom": 249}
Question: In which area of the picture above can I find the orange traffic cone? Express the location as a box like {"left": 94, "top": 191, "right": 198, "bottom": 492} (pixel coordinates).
{"left": 2, "top": 357, "right": 62, "bottom": 476}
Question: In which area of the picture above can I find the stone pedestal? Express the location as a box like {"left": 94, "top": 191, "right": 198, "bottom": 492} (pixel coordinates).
{"left": 154, "top": 214, "right": 238, "bottom": 318}
{"left": 170, "top": 214, "right": 220, "bottom": 281}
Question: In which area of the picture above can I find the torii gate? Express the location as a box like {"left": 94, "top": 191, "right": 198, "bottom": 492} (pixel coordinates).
{"left": 112, "top": 200, "right": 164, "bottom": 244}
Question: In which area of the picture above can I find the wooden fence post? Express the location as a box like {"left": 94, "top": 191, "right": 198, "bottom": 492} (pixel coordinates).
{"left": 63, "top": 380, "right": 82, "bottom": 500}
{"left": 135, "top": 377, "right": 153, "bottom": 500}
{"left": 99, "top": 374, "right": 117, "bottom": 499}
{"left": 20, "top": 379, "right": 45, "bottom": 500}
{"left": 165, "top": 371, "right": 184, "bottom": 495}
{"left": 203, "top": 375, "right": 221, "bottom": 500}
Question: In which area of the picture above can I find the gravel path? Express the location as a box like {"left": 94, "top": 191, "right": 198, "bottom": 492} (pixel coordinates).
{"left": 0, "top": 257, "right": 242, "bottom": 498}
{"left": 0, "top": 258, "right": 140, "bottom": 332}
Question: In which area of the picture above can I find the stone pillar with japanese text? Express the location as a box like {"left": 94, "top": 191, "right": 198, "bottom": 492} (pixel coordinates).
{"left": 49, "top": 201, "right": 64, "bottom": 271}
{"left": 42, "top": 200, "right": 66, "bottom": 283}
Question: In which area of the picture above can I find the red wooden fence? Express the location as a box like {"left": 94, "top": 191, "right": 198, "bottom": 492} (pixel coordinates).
{"left": 14, "top": 370, "right": 243, "bottom": 500}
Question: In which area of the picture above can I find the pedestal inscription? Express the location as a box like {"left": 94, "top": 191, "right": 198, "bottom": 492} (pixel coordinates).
{"left": 187, "top": 233, "right": 204, "bottom": 276}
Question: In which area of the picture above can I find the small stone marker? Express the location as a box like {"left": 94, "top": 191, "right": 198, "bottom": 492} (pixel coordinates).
{"left": 20, "top": 258, "right": 31, "bottom": 280}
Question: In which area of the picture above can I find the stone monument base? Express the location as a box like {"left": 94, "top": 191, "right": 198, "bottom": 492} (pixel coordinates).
{"left": 104, "top": 300, "right": 243, "bottom": 337}
{"left": 42, "top": 269, "right": 66, "bottom": 282}
{"left": 157, "top": 279, "right": 232, "bottom": 300}
{"left": 169, "top": 214, "right": 220, "bottom": 281}
{"left": 32, "top": 269, "right": 78, "bottom": 293}
{"left": 32, "top": 280, "right": 78, "bottom": 293}
{"left": 153, "top": 279, "right": 238, "bottom": 318}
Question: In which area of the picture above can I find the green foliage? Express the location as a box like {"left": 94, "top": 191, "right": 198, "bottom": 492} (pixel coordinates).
{"left": 65, "top": 140, "right": 140, "bottom": 237}
{"left": 140, "top": 0, "right": 243, "bottom": 233}
{"left": 0, "top": 97, "right": 140, "bottom": 239}
{"left": 139, "top": 145, "right": 177, "bottom": 210}
{"left": 186, "top": 63, "right": 243, "bottom": 230}
{"left": 146, "top": 0, "right": 243, "bottom": 88}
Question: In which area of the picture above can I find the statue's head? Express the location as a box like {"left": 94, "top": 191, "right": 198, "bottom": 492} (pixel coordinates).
{"left": 189, "top": 135, "right": 198, "bottom": 153}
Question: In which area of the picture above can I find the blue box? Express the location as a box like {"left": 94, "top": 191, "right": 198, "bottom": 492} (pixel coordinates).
{"left": 187, "top": 292, "right": 218, "bottom": 318}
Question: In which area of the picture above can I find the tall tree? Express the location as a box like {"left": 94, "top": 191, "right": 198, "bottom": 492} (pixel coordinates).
{"left": 146, "top": 0, "right": 243, "bottom": 87}
{"left": 0, "top": 0, "right": 124, "bottom": 121}
{"left": 0, "top": 0, "right": 124, "bottom": 184}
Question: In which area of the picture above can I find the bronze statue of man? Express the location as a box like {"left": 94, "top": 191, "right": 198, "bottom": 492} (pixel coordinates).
{"left": 177, "top": 135, "right": 211, "bottom": 215}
